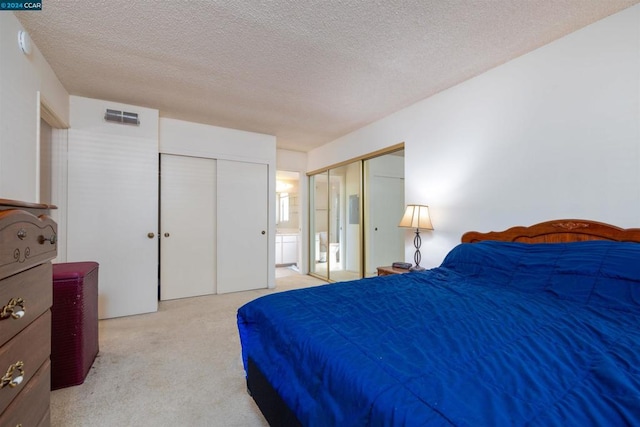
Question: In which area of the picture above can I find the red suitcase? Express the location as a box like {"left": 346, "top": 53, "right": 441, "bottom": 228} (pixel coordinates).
{"left": 51, "top": 262, "right": 99, "bottom": 390}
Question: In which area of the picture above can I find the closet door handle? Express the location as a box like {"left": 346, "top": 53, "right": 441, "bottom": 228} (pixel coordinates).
{"left": 164, "top": 233, "right": 170, "bottom": 238}
{"left": 147, "top": 233, "right": 156, "bottom": 239}
{"left": 261, "top": 231, "right": 266, "bottom": 235}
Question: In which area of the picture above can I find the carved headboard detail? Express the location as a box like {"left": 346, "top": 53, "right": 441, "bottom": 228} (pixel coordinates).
{"left": 461, "top": 219, "right": 640, "bottom": 244}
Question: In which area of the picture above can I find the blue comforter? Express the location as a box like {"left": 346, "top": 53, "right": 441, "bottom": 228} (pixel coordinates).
{"left": 237, "top": 241, "right": 640, "bottom": 426}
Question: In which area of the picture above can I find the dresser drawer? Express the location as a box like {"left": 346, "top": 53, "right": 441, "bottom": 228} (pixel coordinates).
{"left": 0, "top": 263, "right": 52, "bottom": 347}
{"left": 0, "top": 359, "right": 50, "bottom": 427}
{"left": 0, "top": 311, "right": 51, "bottom": 413}
{"left": 0, "top": 210, "right": 57, "bottom": 280}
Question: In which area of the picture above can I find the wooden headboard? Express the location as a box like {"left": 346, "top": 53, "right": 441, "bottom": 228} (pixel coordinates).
{"left": 461, "top": 219, "right": 640, "bottom": 244}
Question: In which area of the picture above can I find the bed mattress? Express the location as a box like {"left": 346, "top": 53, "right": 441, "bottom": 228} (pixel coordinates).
{"left": 238, "top": 241, "right": 640, "bottom": 426}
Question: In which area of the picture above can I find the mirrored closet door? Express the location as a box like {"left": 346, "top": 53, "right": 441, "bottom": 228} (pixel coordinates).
{"left": 308, "top": 147, "right": 404, "bottom": 282}
{"left": 310, "top": 171, "right": 328, "bottom": 279}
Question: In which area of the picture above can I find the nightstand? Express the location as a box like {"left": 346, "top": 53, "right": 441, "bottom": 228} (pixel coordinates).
{"left": 377, "top": 266, "right": 412, "bottom": 276}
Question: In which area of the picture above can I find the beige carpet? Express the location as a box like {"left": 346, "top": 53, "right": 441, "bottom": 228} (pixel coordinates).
{"left": 50, "top": 272, "right": 327, "bottom": 426}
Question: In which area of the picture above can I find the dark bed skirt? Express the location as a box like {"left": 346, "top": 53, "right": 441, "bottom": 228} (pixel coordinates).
{"left": 247, "top": 357, "right": 302, "bottom": 427}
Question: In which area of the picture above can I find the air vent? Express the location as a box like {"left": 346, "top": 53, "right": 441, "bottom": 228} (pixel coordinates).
{"left": 104, "top": 109, "right": 140, "bottom": 126}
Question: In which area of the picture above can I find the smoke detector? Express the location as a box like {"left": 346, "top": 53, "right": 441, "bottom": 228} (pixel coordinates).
{"left": 18, "top": 30, "right": 31, "bottom": 55}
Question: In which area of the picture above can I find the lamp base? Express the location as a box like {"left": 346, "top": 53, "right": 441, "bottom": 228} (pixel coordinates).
{"left": 409, "top": 266, "right": 425, "bottom": 272}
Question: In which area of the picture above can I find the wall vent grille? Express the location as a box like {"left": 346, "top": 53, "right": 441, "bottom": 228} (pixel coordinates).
{"left": 104, "top": 109, "right": 140, "bottom": 125}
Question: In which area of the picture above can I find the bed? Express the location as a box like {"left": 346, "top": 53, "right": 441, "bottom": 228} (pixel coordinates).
{"left": 237, "top": 219, "right": 640, "bottom": 426}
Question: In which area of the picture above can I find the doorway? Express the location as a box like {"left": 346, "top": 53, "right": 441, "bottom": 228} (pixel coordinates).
{"left": 39, "top": 99, "right": 70, "bottom": 263}
{"left": 276, "top": 170, "right": 301, "bottom": 277}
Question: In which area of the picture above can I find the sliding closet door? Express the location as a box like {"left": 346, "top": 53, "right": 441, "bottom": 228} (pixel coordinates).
{"left": 364, "top": 153, "right": 405, "bottom": 276}
{"left": 308, "top": 148, "right": 404, "bottom": 281}
{"left": 216, "top": 160, "right": 269, "bottom": 293}
{"left": 160, "top": 155, "right": 216, "bottom": 300}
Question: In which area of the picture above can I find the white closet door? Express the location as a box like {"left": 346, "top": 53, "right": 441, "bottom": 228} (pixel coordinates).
{"left": 217, "top": 160, "right": 268, "bottom": 293}
{"left": 67, "top": 129, "right": 158, "bottom": 319}
{"left": 160, "top": 155, "right": 216, "bottom": 300}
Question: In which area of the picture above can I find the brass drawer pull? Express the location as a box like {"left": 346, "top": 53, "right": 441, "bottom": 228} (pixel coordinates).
{"left": 0, "top": 361, "right": 24, "bottom": 389}
{"left": 38, "top": 233, "right": 57, "bottom": 245}
{"left": 0, "top": 298, "right": 25, "bottom": 320}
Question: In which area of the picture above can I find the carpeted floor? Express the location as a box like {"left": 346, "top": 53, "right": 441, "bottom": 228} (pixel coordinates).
{"left": 50, "top": 272, "right": 327, "bottom": 426}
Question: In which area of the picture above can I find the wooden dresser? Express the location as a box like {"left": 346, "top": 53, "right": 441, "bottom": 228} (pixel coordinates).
{"left": 0, "top": 199, "right": 57, "bottom": 427}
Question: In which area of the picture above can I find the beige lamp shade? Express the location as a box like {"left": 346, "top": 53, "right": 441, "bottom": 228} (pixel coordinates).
{"left": 399, "top": 205, "right": 434, "bottom": 230}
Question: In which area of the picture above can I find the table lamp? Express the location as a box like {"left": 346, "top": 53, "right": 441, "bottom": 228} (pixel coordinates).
{"left": 399, "top": 205, "right": 433, "bottom": 271}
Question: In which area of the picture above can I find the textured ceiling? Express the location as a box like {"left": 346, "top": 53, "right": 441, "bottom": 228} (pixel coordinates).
{"left": 15, "top": 0, "right": 639, "bottom": 152}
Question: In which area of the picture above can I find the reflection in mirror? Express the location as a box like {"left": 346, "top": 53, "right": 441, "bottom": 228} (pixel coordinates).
{"left": 310, "top": 172, "right": 328, "bottom": 280}
{"left": 328, "top": 163, "right": 361, "bottom": 282}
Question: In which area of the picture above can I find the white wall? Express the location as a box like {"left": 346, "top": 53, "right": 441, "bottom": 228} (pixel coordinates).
{"left": 308, "top": 5, "right": 640, "bottom": 268}
{"left": 277, "top": 149, "right": 307, "bottom": 172}
{"left": 160, "top": 117, "right": 275, "bottom": 162}
{"left": 160, "top": 118, "right": 277, "bottom": 287}
{"left": 0, "top": 13, "right": 69, "bottom": 201}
